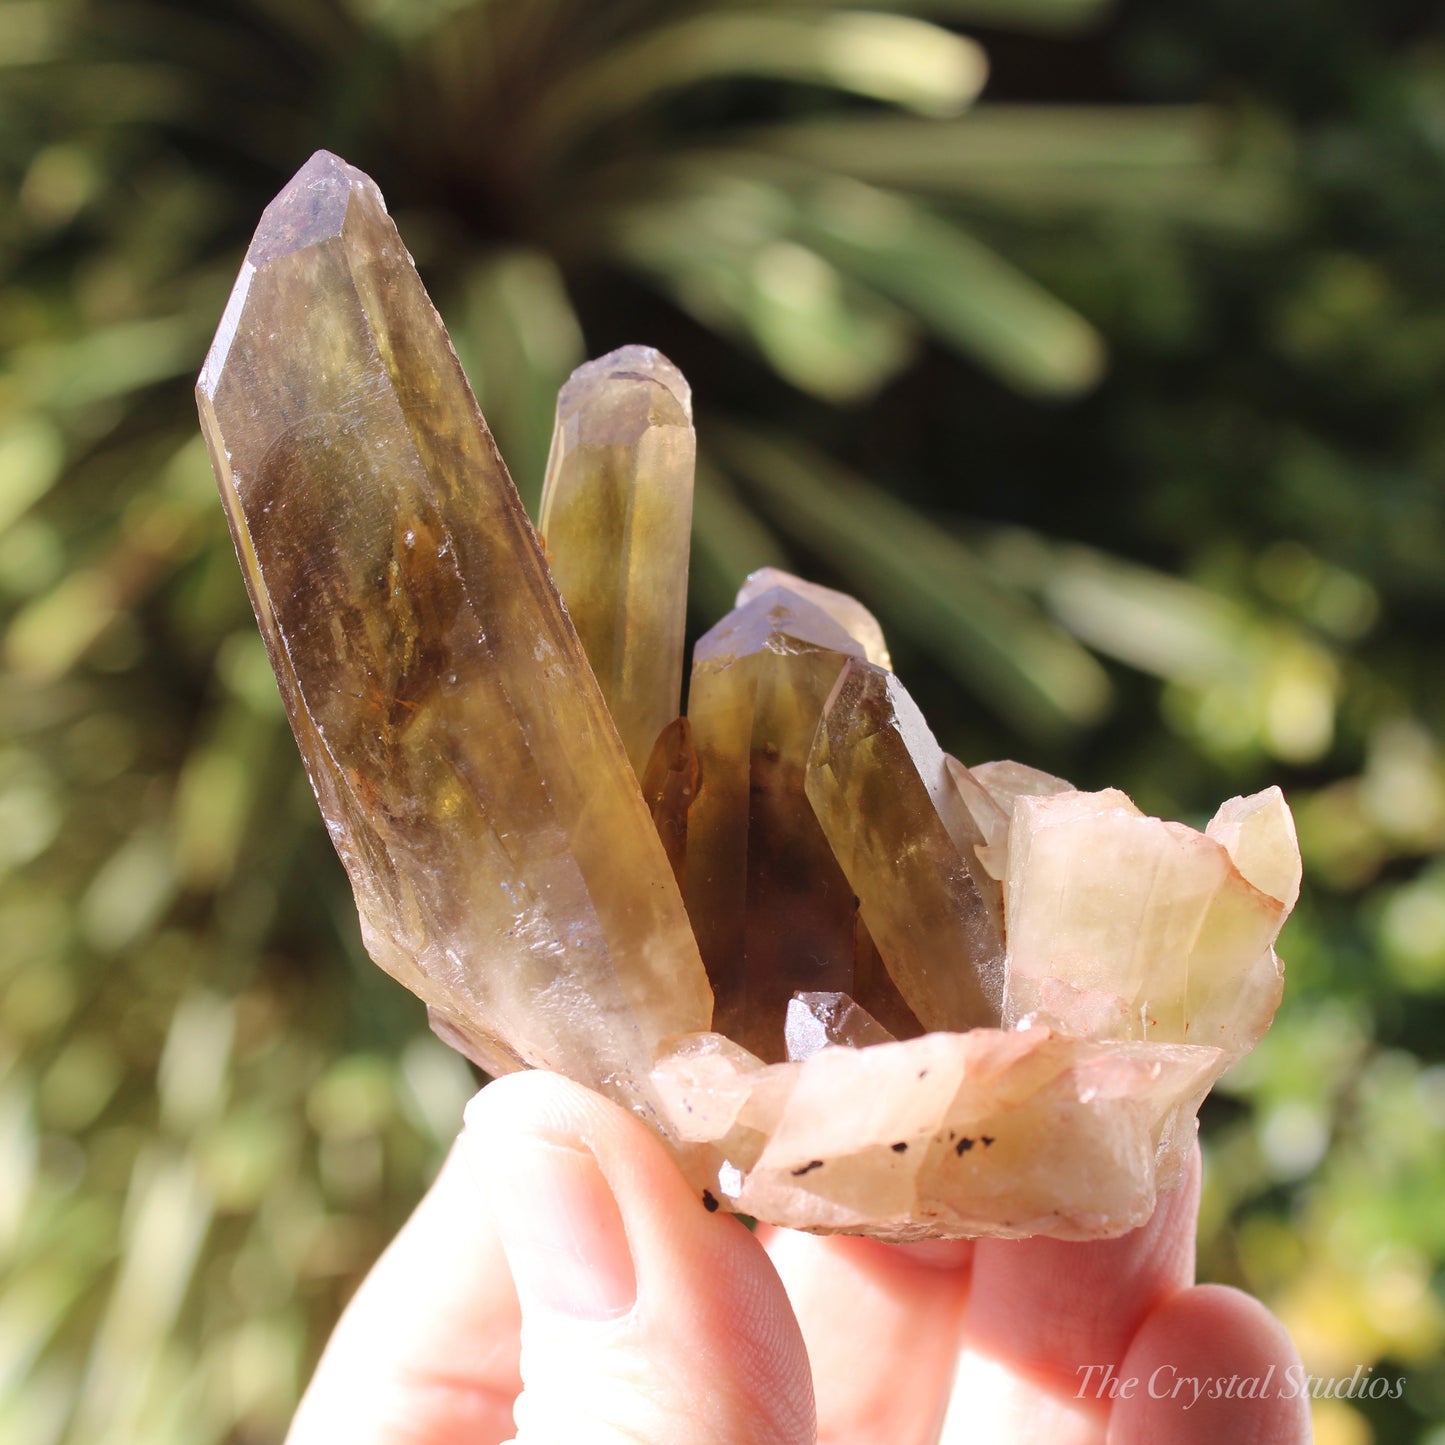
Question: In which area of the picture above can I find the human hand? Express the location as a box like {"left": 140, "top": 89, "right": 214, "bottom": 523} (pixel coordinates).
{"left": 286, "top": 1070, "right": 1309, "bottom": 1444}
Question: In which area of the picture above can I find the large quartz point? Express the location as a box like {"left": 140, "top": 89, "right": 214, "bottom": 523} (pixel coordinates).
{"left": 538, "top": 347, "right": 695, "bottom": 776}
{"left": 196, "top": 152, "right": 710, "bottom": 1120}
{"left": 202, "top": 152, "right": 1302, "bottom": 1243}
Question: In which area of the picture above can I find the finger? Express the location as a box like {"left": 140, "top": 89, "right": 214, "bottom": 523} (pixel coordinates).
{"left": 967, "top": 1145, "right": 1199, "bottom": 1383}
{"left": 761, "top": 1228, "right": 973, "bottom": 1445}
{"left": 940, "top": 1145, "right": 1202, "bottom": 1445}
{"left": 287, "top": 1137, "right": 523, "bottom": 1445}
{"left": 1108, "top": 1284, "right": 1310, "bottom": 1443}
{"left": 465, "top": 1071, "right": 814, "bottom": 1445}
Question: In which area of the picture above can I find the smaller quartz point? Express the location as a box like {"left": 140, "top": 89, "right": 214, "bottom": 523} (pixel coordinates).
{"left": 1003, "top": 787, "right": 1294, "bottom": 1052}
{"left": 538, "top": 346, "right": 696, "bottom": 776}
{"left": 737, "top": 567, "right": 892, "bottom": 668}
{"left": 944, "top": 755, "right": 1012, "bottom": 882}
{"left": 685, "top": 588, "right": 865, "bottom": 1062}
{"left": 945, "top": 756, "right": 1010, "bottom": 847}
{"left": 785, "top": 992, "right": 897, "bottom": 1062}
{"left": 640, "top": 715, "right": 698, "bottom": 890}
{"left": 948, "top": 756, "right": 1077, "bottom": 881}
{"left": 970, "top": 759, "right": 1073, "bottom": 811}
{"left": 650, "top": 1030, "right": 776, "bottom": 1147}
{"left": 1207, "top": 786, "right": 1302, "bottom": 911}
{"left": 807, "top": 658, "right": 1004, "bottom": 1035}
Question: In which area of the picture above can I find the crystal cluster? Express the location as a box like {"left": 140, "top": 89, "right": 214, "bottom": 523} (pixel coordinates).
{"left": 199, "top": 153, "right": 1300, "bottom": 1241}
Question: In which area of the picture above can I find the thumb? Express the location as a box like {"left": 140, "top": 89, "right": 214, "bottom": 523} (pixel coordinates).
{"left": 463, "top": 1071, "right": 814, "bottom": 1445}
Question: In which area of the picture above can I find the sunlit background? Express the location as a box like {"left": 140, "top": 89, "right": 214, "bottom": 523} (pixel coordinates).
{"left": 2, "top": 0, "right": 1444, "bottom": 1441}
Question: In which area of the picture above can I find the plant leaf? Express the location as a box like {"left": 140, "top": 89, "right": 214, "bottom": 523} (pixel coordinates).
{"left": 712, "top": 422, "right": 1113, "bottom": 737}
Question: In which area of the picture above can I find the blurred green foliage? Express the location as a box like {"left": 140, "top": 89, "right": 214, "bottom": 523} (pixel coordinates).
{"left": 1, "top": 0, "right": 1443, "bottom": 1441}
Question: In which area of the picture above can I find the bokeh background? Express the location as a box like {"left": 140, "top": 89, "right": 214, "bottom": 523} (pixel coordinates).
{"left": 3, "top": 0, "right": 1444, "bottom": 1440}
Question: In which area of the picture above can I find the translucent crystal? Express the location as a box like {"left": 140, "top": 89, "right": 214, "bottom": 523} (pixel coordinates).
{"left": 1002, "top": 787, "right": 1294, "bottom": 1052}
{"left": 652, "top": 1027, "right": 1223, "bottom": 1240}
{"left": 202, "top": 151, "right": 1303, "bottom": 1244}
{"left": 684, "top": 587, "right": 864, "bottom": 1062}
{"left": 944, "top": 756, "right": 1010, "bottom": 850}
{"left": 806, "top": 658, "right": 1004, "bottom": 1035}
{"left": 538, "top": 346, "right": 695, "bottom": 776}
{"left": 196, "top": 152, "right": 711, "bottom": 1119}
{"left": 1207, "top": 787, "right": 1303, "bottom": 911}
{"left": 851, "top": 916, "right": 926, "bottom": 1041}
{"left": 639, "top": 715, "right": 697, "bottom": 891}
{"left": 785, "top": 991, "right": 897, "bottom": 1062}
{"left": 736, "top": 567, "right": 892, "bottom": 668}
{"left": 969, "top": 758, "right": 1073, "bottom": 812}
{"left": 945, "top": 754, "right": 1072, "bottom": 880}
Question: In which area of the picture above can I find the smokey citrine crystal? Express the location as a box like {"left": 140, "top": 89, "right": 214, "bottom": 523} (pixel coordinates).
{"left": 806, "top": 659, "right": 1004, "bottom": 1036}
{"left": 736, "top": 567, "right": 892, "bottom": 669}
{"left": 196, "top": 151, "right": 710, "bottom": 1116}
{"left": 682, "top": 586, "right": 865, "bottom": 1062}
{"left": 538, "top": 346, "right": 695, "bottom": 777}
{"left": 201, "top": 152, "right": 1301, "bottom": 1241}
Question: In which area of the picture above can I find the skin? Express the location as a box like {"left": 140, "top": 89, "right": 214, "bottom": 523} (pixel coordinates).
{"left": 286, "top": 1071, "right": 1311, "bottom": 1445}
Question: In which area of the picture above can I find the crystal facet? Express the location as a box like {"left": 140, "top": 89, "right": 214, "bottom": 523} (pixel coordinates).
{"left": 201, "top": 152, "right": 1302, "bottom": 1243}
{"left": 1001, "top": 787, "right": 1294, "bottom": 1050}
{"left": 639, "top": 714, "right": 697, "bottom": 891}
{"left": 736, "top": 567, "right": 892, "bottom": 669}
{"left": 785, "top": 991, "right": 897, "bottom": 1061}
{"left": 806, "top": 658, "right": 1004, "bottom": 1035}
{"left": 538, "top": 346, "right": 695, "bottom": 776}
{"left": 684, "top": 588, "right": 866, "bottom": 1062}
{"left": 197, "top": 152, "right": 710, "bottom": 1120}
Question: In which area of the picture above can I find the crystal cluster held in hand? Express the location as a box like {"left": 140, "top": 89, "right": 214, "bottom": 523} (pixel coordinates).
{"left": 198, "top": 153, "right": 1301, "bottom": 1241}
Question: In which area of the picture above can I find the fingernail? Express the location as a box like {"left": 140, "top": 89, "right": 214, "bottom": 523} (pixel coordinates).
{"left": 481, "top": 1135, "right": 637, "bottom": 1322}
